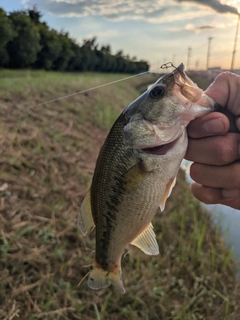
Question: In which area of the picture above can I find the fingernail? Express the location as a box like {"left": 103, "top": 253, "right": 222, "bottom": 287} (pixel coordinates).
{"left": 203, "top": 118, "right": 225, "bottom": 134}
{"left": 222, "top": 189, "right": 240, "bottom": 198}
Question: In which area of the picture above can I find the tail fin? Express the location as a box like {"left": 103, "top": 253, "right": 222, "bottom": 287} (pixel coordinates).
{"left": 88, "top": 265, "right": 125, "bottom": 294}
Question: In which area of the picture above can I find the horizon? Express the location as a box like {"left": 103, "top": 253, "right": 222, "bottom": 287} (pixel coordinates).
{"left": 2, "top": 0, "right": 240, "bottom": 70}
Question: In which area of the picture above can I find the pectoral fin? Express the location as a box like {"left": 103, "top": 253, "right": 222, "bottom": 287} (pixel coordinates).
{"left": 123, "top": 163, "right": 150, "bottom": 192}
{"left": 78, "top": 188, "right": 95, "bottom": 236}
{"left": 130, "top": 223, "right": 159, "bottom": 255}
{"left": 159, "top": 177, "right": 176, "bottom": 212}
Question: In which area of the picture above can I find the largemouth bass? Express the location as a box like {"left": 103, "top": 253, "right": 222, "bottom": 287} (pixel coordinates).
{"left": 79, "top": 64, "right": 216, "bottom": 293}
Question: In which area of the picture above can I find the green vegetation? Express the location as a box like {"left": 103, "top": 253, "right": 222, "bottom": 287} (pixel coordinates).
{"left": 0, "top": 70, "right": 239, "bottom": 319}
{"left": 0, "top": 7, "right": 149, "bottom": 73}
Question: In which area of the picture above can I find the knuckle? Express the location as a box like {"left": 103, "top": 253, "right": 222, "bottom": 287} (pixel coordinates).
{"left": 189, "top": 163, "right": 201, "bottom": 182}
{"left": 219, "top": 135, "right": 238, "bottom": 164}
{"left": 202, "top": 195, "right": 214, "bottom": 205}
{"left": 220, "top": 145, "right": 235, "bottom": 164}
{"left": 215, "top": 71, "right": 238, "bottom": 82}
{"left": 220, "top": 197, "right": 240, "bottom": 210}
{"left": 191, "top": 184, "right": 218, "bottom": 204}
{"left": 199, "top": 188, "right": 217, "bottom": 204}
{"left": 231, "top": 163, "right": 240, "bottom": 189}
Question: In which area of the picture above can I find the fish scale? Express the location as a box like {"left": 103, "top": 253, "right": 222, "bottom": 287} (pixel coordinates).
{"left": 78, "top": 63, "right": 217, "bottom": 293}
{"left": 91, "top": 113, "right": 133, "bottom": 269}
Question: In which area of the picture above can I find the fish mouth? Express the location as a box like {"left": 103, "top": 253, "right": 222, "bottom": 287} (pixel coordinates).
{"left": 141, "top": 139, "right": 178, "bottom": 155}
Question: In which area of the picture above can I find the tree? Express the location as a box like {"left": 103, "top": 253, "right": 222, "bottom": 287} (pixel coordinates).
{"left": 115, "top": 50, "right": 123, "bottom": 57}
{"left": 78, "top": 37, "right": 100, "bottom": 71}
{"left": 53, "top": 32, "right": 74, "bottom": 71}
{"left": 67, "top": 41, "right": 83, "bottom": 71}
{"left": 0, "top": 7, "right": 149, "bottom": 73}
{"left": 82, "top": 37, "right": 98, "bottom": 50}
{"left": 35, "top": 23, "right": 62, "bottom": 70}
{"left": 28, "top": 6, "right": 42, "bottom": 24}
{"left": 0, "top": 8, "right": 16, "bottom": 67}
{"left": 100, "top": 45, "right": 111, "bottom": 55}
{"left": 6, "top": 10, "right": 41, "bottom": 68}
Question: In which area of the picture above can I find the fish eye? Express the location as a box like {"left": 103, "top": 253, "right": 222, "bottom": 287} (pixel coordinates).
{"left": 149, "top": 85, "right": 165, "bottom": 99}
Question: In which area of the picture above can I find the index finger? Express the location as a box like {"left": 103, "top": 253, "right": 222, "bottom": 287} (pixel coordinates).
{"left": 205, "top": 71, "right": 240, "bottom": 116}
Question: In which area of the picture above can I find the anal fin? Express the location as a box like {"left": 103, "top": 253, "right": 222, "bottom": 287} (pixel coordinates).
{"left": 160, "top": 176, "right": 176, "bottom": 212}
{"left": 130, "top": 223, "right": 159, "bottom": 255}
{"left": 78, "top": 188, "right": 95, "bottom": 236}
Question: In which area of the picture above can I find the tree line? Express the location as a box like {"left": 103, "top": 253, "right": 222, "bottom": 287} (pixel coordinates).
{"left": 0, "top": 7, "right": 149, "bottom": 73}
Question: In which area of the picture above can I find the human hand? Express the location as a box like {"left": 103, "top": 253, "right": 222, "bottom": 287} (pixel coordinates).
{"left": 185, "top": 71, "right": 240, "bottom": 210}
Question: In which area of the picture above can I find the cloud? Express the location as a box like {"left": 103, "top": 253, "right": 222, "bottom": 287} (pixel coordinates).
{"left": 197, "top": 25, "right": 215, "bottom": 30}
{"left": 167, "top": 23, "right": 217, "bottom": 33}
{"left": 175, "top": 0, "right": 238, "bottom": 15}
{"left": 23, "top": 0, "right": 239, "bottom": 29}
{"left": 184, "top": 23, "right": 216, "bottom": 31}
{"left": 23, "top": 0, "right": 217, "bottom": 22}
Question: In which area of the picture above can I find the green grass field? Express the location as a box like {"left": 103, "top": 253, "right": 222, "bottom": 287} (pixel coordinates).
{"left": 0, "top": 70, "right": 240, "bottom": 320}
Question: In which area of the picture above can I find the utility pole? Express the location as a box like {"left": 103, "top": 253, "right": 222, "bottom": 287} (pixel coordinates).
{"left": 195, "top": 60, "right": 199, "bottom": 70}
{"left": 187, "top": 47, "right": 192, "bottom": 70}
{"left": 206, "top": 37, "right": 213, "bottom": 70}
{"left": 172, "top": 54, "right": 176, "bottom": 65}
{"left": 231, "top": 14, "right": 240, "bottom": 70}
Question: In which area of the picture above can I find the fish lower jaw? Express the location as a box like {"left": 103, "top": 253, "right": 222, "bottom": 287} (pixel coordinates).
{"left": 141, "top": 139, "right": 178, "bottom": 155}
{"left": 140, "top": 131, "right": 186, "bottom": 156}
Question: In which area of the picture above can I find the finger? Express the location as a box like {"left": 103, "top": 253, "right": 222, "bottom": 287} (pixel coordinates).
{"left": 190, "top": 162, "right": 240, "bottom": 189}
{"left": 205, "top": 71, "right": 240, "bottom": 116}
{"left": 236, "top": 117, "right": 240, "bottom": 131}
{"left": 215, "top": 107, "right": 239, "bottom": 133}
{"left": 191, "top": 182, "right": 240, "bottom": 210}
{"left": 187, "top": 112, "right": 229, "bottom": 139}
{"left": 185, "top": 133, "right": 240, "bottom": 165}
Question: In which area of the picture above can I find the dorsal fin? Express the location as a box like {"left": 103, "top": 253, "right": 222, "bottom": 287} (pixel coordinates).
{"left": 78, "top": 188, "right": 95, "bottom": 236}
{"left": 130, "top": 223, "right": 159, "bottom": 255}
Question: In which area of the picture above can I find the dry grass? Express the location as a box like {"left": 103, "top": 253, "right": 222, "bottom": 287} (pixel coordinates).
{"left": 0, "top": 70, "right": 239, "bottom": 320}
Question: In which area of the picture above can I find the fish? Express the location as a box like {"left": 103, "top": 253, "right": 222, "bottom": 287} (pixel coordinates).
{"left": 78, "top": 63, "right": 217, "bottom": 294}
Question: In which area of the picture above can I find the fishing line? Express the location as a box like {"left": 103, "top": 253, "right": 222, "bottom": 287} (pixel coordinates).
{"left": 24, "top": 67, "right": 167, "bottom": 112}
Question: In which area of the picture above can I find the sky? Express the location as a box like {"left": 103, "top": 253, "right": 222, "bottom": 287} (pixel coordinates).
{"left": 1, "top": 0, "right": 240, "bottom": 70}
